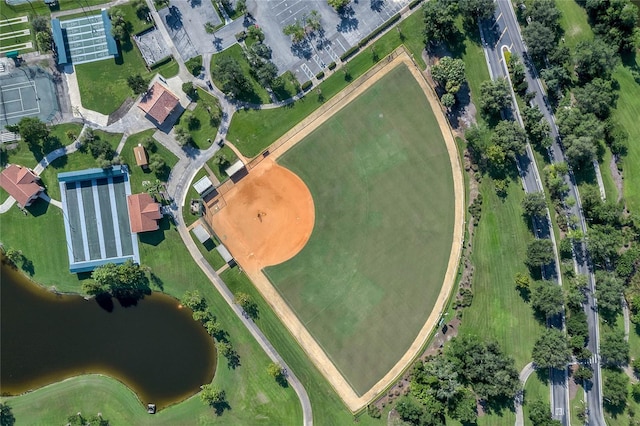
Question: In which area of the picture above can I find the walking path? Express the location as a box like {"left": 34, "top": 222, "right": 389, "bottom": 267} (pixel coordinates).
{"left": 515, "top": 362, "right": 536, "bottom": 426}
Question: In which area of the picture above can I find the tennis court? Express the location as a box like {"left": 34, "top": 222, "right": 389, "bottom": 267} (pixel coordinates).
{"left": 58, "top": 167, "right": 140, "bottom": 273}
{"left": 52, "top": 11, "right": 118, "bottom": 65}
{"left": 0, "top": 66, "right": 59, "bottom": 127}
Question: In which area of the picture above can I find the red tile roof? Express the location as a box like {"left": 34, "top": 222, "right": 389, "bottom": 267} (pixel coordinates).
{"left": 0, "top": 164, "right": 43, "bottom": 207}
{"left": 127, "top": 193, "right": 162, "bottom": 233}
{"left": 137, "top": 82, "right": 180, "bottom": 124}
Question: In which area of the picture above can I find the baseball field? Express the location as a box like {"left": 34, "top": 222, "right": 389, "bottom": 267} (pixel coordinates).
{"left": 265, "top": 64, "right": 456, "bottom": 395}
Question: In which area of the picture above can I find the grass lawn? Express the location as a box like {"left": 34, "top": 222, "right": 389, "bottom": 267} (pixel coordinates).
{"left": 272, "top": 70, "right": 301, "bottom": 102}
{"left": 613, "top": 62, "right": 640, "bottom": 213}
{"left": 210, "top": 44, "right": 271, "bottom": 105}
{"left": 554, "top": 0, "right": 593, "bottom": 49}
{"left": 600, "top": 150, "right": 619, "bottom": 201}
{"left": 119, "top": 130, "right": 178, "bottom": 194}
{"left": 38, "top": 130, "right": 122, "bottom": 201}
{"left": 111, "top": 2, "right": 153, "bottom": 36}
{"left": 182, "top": 168, "right": 209, "bottom": 228}
{"left": 0, "top": 19, "right": 31, "bottom": 51}
{"left": 2, "top": 214, "right": 303, "bottom": 425}
{"left": 226, "top": 11, "right": 426, "bottom": 157}
{"left": 185, "top": 55, "right": 204, "bottom": 76}
{"left": 458, "top": 178, "right": 542, "bottom": 370}
{"left": 206, "top": 145, "right": 238, "bottom": 182}
{"left": 176, "top": 89, "right": 219, "bottom": 150}
{"left": 522, "top": 371, "right": 551, "bottom": 425}
{"left": 266, "top": 64, "right": 456, "bottom": 394}
{"left": 1, "top": 0, "right": 113, "bottom": 19}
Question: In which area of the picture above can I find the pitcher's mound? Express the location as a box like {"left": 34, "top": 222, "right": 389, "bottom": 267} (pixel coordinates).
{"left": 211, "top": 159, "right": 315, "bottom": 273}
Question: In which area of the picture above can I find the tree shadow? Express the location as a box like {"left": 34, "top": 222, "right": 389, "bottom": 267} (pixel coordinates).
{"left": 226, "top": 350, "right": 241, "bottom": 369}
{"left": 479, "top": 395, "right": 515, "bottom": 416}
{"left": 150, "top": 272, "right": 164, "bottom": 290}
{"left": 290, "top": 40, "right": 312, "bottom": 59}
{"left": 20, "top": 259, "right": 34, "bottom": 276}
{"left": 211, "top": 400, "right": 231, "bottom": 416}
{"left": 337, "top": 6, "right": 359, "bottom": 32}
{"left": 95, "top": 293, "right": 114, "bottom": 312}
{"left": 370, "top": 0, "right": 384, "bottom": 11}
{"left": 25, "top": 198, "right": 49, "bottom": 217}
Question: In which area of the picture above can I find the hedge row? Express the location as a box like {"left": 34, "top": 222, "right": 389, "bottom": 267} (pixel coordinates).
{"left": 357, "top": 13, "right": 401, "bottom": 47}
{"left": 301, "top": 81, "right": 313, "bottom": 91}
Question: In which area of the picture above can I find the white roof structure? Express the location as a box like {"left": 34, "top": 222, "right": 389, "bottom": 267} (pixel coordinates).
{"left": 193, "top": 175, "right": 213, "bottom": 195}
{"left": 192, "top": 223, "right": 211, "bottom": 244}
{"left": 224, "top": 160, "right": 245, "bottom": 177}
{"left": 215, "top": 244, "right": 233, "bottom": 263}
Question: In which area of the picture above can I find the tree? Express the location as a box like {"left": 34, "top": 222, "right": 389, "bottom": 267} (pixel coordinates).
{"left": 596, "top": 272, "right": 624, "bottom": 316}
{"left": 234, "top": 292, "right": 258, "bottom": 319}
{"left": 587, "top": 225, "right": 622, "bottom": 266}
{"left": 0, "top": 402, "right": 15, "bottom": 426}
{"left": 584, "top": 0, "right": 639, "bottom": 53}
{"left": 4, "top": 248, "right": 23, "bottom": 267}
{"left": 440, "top": 93, "right": 455, "bottom": 109}
{"left": 236, "top": 0, "right": 247, "bottom": 15}
{"left": 479, "top": 78, "right": 512, "bottom": 120}
{"left": 327, "top": 0, "right": 350, "bottom": 10}
{"left": 148, "top": 153, "right": 166, "bottom": 175}
{"left": 574, "top": 365, "right": 593, "bottom": 382}
{"left": 522, "top": 21, "right": 557, "bottom": 60}
{"left": 412, "top": 356, "right": 463, "bottom": 403}
{"left": 525, "top": 238, "right": 555, "bottom": 269}
{"left": 213, "top": 56, "right": 251, "bottom": 98}
{"left": 600, "top": 329, "right": 629, "bottom": 366}
{"left": 133, "top": 0, "right": 150, "bottom": 20}
{"left": 283, "top": 21, "right": 306, "bottom": 43}
{"left": 31, "top": 15, "right": 49, "bottom": 33}
{"left": 181, "top": 82, "right": 198, "bottom": 100}
{"left": 174, "top": 127, "right": 193, "bottom": 146}
{"left": 448, "top": 388, "right": 478, "bottom": 424}
{"left": 181, "top": 111, "right": 200, "bottom": 131}
{"left": 200, "top": 384, "right": 226, "bottom": 406}
{"left": 204, "top": 318, "right": 222, "bottom": 337}
{"left": 36, "top": 31, "right": 53, "bottom": 52}
{"left": 458, "top": 0, "right": 495, "bottom": 21}
{"left": 574, "top": 38, "right": 618, "bottom": 83}
{"left": 526, "top": 0, "right": 561, "bottom": 34}
{"left": 603, "top": 369, "right": 629, "bottom": 409}
{"left": 109, "top": 9, "right": 129, "bottom": 41}
{"left": 531, "top": 281, "right": 565, "bottom": 318}
{"left": 422, "top": 0, "right": 457, "bottom": 45}
{"left": 395, "top": 396, "right": 428, "bottom": 425}
{"left": 5, "top": 117, "right": 49, "bottom": 150}
{"left": 540, "top": 66, "right": 571, "bottom": 99}
{"left": 523, "top": 105, "right": 552, "bottom": 148}
{"left": 267, "top": 362, "right": 284, "bottom": 379}
{"left": 573, "top": 78, "right": 617, "bottom": 119}
{"left": 81, "top": 280, "right": 108, "bottom": 296}
{"left": 89, "top": 260, "right": 150, "bottom": 300}
{"left": 528, "top": 399, "right": 562, "bottom": 426}
{"left": 515, "top": 272, "right": 532, "bottom": 292}
{"left": 305, "top": 10, "right": 322, "bottom": 33}
{"left": 127, "top": 74, "right": 148, "bottom": 95}
{"left": 566, "top": 136, "right": 597, "bottom": 169}
{"left": 431, "top": 57, "right": 466, "bottom": 95}
{"left": 491, "top": 120, "right": 527, "bottom": 159}
{"left": 447, "top": 335, "right": 520, "bottom": 400}
{"left": 522, "top": 192, "right": 547, "bottom": 218}
{"left": 216, "top": 340, "right": 234, "bottom": 358}
{"left": 532, "top": 328, "right": 571, "bottom": 369}
{"left": 253, "top": 60, "right": 278, "bottom": 87}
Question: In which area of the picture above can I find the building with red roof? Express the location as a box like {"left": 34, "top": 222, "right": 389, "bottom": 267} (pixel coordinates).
{"left": 127, "top": 193, "right": 162, "bottom": 233}
{"left": 0, "top": 164, "right": 44, "bottom": 207}
{"left": 137, "top": 82, "right": 180, "bottom": 125}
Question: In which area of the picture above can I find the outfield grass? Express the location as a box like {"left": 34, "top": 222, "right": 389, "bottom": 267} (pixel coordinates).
{"left": 226, "top": 11, "right": 425, "bottom": 158}
{"left": 119, "top": 130, "right": 179, "bottom": 194}
{"left": 265, "top": 64, "right": 455, "bottom": 394}
{"left": 613, "top": 62, "right": 640, "bottom": 213}
{"left": 210, "top": 44, "right": 271, "bottom": 105}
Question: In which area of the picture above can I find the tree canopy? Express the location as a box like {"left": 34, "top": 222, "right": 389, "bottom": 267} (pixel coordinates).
{"left": 532, "top": 328, "right": 571, "bottom": 369}
{"left": 213, "top": 56, "right": 251, "bottom": 98}
{"left": 525, "top": 238, "right": 555, "bottom": 269}
{"left": 431, "top": 57, "right": 466, "bottom": 95}
{"left": 479, "top": 78, "right": 512, "bottom": 120}
{"left": 600, "top": 329, "right": 629, "bottom": 367}
{"left": 522, "top": 192, "right": 548, "bottom": 218}
{"left": 5, "top": 117, "right": 49, "bottom": 150}
{"left": 83, "top": 260, "right": 150, "bottom": 300}
{"left": 422, "top": 0, "right": 457, "bottom": 45}
{"left": 531, "top": 281, "right": 565, "bottom": 318}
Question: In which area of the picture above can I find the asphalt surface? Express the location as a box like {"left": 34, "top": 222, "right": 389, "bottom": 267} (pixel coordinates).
{"left": 480, "top": 2, "right": 606, "bottom": 425}
{"left": 480, "top": 2, "right": 571, "bottom": 424}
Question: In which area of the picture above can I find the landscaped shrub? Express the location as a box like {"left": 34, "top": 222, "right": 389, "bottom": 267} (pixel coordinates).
{"left": 328, "top": 62, "right": 337, "bottom": 70}
{"left": 301, "top": 81, "right": 313, "bottom": 91}
{"left": 315, "top": 71, "right": 325, "bottom": 80}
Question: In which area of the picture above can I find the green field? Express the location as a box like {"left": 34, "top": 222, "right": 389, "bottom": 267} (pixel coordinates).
{"left": 554, "top": 0, "right": 593, "bottom": 49}
{"left": 265, "top": 64, "right": 455, "bottom": 394}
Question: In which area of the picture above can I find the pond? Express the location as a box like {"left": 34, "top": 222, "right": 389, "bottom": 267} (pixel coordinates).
{"left": 0, "top": 263, "right": 216, "bottom": 410}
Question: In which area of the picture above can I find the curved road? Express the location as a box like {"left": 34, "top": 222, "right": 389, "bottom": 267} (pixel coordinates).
{"left": 515, "top": 362, "right": 536, "bottom": 426}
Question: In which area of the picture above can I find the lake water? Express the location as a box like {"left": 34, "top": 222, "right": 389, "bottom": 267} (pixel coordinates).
{"left": 0, "top": 263, "right": 216, "bottom": 409}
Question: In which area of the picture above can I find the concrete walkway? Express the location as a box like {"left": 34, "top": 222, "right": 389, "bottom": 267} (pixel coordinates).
{"left": 515, "top": 362, "right": 535, "bottom": 426}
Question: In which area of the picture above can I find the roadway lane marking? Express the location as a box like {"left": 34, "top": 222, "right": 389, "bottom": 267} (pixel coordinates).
{"left": 497, "top": 27, "right": 508, "bottom": 43}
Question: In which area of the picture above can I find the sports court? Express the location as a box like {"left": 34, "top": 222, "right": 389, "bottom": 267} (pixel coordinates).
{"left": 51, "top": 11, "right": 118, "bottom": 65}
{"left": 58, "top": 166, "right": 140, "bottom": 273}
{"left": 0, "top": 66, "right": 59, "bottom": 127}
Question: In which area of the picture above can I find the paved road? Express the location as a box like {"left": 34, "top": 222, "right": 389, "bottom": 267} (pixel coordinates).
{"left": 479, "top": 2, "right": 571, "bottom": 424}
{"left": 515, "top": 362, "right": 536, "bottom": 426}
{"left": 483, "top": 2, "right": 606, "bottom": 425}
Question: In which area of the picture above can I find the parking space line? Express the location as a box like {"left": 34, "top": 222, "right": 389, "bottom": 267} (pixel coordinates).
{"left": 301, "top": 63, "right": 314, "bottom": 80}
{"left": 275, "top": 0, "right": 303, "bottom": 17}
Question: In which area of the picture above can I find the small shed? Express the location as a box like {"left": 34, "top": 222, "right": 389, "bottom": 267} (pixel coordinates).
{"left": 134, "top": 144, "right": 148, "bottom": 168}
{"left": 193, "top": 175, "right": 214, "bottom": 196}
{"left": 224, "top": 160, "right": 246, "bottom": 178}
{"left": 192, "top": 223, "right": 211, "bottom": 244}
{"left": 215, "top": 244, "right": 234, "bottom": 264}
